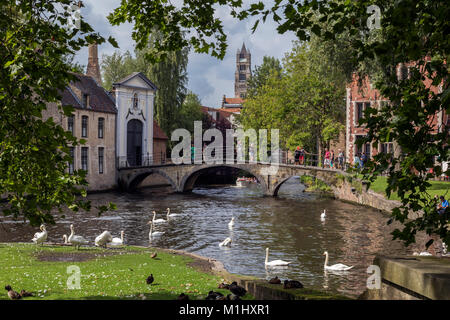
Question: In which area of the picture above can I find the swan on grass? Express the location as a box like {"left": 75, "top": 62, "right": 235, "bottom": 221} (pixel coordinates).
{"left": 219, "top": 237, "right": 232, "bottom": 247}
{"left": 265, "top": 248, "right": 292, "bottom": 267}
{"left": 95, "top": 231, "right": 113, "bottom": 248}
{"left": 147, "top": 221, "right": 165, "bottom": 240}
{"left": 166, "top": 208, "right": 181, "bottom": 219}
{"left": 110, "top": 231, "right": 125, "bottom": 246}
{"left": 228, "top": 217, "right": 235, "bottom": 229}
{"left": 152, "top": 211, "right": 167, "bottom": 224}
{"left": 323, "top": 251, "right": 353, "bottom": 271}
{"left": 31, "top": 225, "right": 47, "bottom": 245}
{"left": 68, "top": 224, "right": 89, "bottom": 249}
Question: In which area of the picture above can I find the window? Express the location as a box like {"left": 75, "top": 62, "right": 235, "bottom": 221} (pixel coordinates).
{"left": 239, "top": 65, "right": 246, "bottom": 71}
{"left": 381, "top": 143, "right": 393, "bottom": 154}
{"left": 133, "top": 93, "right": 139, "bottom": 109}
{"left": 98, "top": 147, "right": 104, "bottom": 174}
{"left": 98, "top": 117, "right": 104, "bottom": 138}
{"left": 82, "top": 94, "right": 90, "bottom": 108}
{"left": 239, "top": 73, "right": 246, "bottom": 82}
{"left": 68, "top": 115, "right": 74, "bottom": 134}
{"left": 68, "top": 147, "right": 75, "bottom": 174}
{"left": 356, "top": 102, "right": 371, "bottom": 124}
{"left": 81, "top": 116, "right": 88, "bottom": 137}
{"left": 81, "top": 147, "right": 88, "bottom": 172}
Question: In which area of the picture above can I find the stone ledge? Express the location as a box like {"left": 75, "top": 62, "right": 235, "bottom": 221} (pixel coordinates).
{"left": 373, "top": 255, "right": 450, "bottom": 300}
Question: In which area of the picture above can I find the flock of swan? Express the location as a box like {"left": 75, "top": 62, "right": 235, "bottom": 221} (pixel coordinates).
{"left": 218, "top": 209, "right": 354, "bottom": 271}
{"left": 32, "top": 207, "right": 354, "bottom": 272}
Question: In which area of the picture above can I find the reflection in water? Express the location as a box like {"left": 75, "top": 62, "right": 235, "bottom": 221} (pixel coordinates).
{"left": 0, "top": 178, "right": 427, "bottom": 298}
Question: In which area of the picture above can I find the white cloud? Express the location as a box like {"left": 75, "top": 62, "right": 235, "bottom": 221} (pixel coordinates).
{"left": 75, "top": 0, "right": 297, "bottom": 108}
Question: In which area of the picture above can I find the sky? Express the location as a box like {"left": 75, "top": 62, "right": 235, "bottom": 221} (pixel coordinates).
{"left": 75, "top": 1, "right": 298, "bottom": 108}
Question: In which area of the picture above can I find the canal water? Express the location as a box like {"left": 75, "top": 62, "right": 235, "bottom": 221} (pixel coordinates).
{"left": 0, "top": 178, "right": 428, "bottom": 298}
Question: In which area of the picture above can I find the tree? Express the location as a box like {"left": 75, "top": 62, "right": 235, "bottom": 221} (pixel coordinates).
{"left": 178, "top": 92, "right": 203, "bottom": 134}
{"left": 1, "top": 0, "right": 117, "bottom": 225}
{"left": 246, "top": 56, "right": 283, "bottom": 97}
{"left": 108, "top": 0, "right": 449, "bottom": 247}
{"left": 101, "top": 50, "right": 135, "bottom": 90}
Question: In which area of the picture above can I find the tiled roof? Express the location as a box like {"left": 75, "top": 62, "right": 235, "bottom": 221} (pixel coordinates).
{"left": 153, "top": 121, "right": 168, "bottom": 140}
{"left": 219, "top": 107, "right": 241, "bottom": 114}
{"left": 223, "top": 97, "right": 244, "bottom": 105}
{"left": 62, "top": 74, "right": 117, "bottom": 114}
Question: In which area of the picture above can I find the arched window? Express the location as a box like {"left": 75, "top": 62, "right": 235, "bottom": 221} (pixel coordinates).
{"left": 133, "top": 93, "right": 139, "bottom": 109}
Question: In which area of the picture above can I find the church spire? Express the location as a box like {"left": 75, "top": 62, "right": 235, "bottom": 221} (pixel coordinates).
{"left": 86, "top": 42, "right": 102, "bottom": 86}
{"left": 240, "top": 42, "right": 247, "bottom": 54}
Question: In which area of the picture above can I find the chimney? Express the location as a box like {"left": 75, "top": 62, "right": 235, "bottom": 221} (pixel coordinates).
{"left": 86, "top": 42, "right": 102, "bottom": 86}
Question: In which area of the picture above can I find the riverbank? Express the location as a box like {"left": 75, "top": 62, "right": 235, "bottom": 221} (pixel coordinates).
{"left": 0, "top": 243, "right": 351, "bottom": 300}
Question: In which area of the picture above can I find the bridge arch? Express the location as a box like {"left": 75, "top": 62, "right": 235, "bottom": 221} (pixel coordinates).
{"left": 126, "top": 168, "right": 177, "bottom": 191}
{"left": 179, "top": 164, "right": 269, "bottom": 193}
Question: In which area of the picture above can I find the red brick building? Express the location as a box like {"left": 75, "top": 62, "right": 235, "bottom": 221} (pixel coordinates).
{"left": 345, "top": 64, "right": 447, "bottom": 165}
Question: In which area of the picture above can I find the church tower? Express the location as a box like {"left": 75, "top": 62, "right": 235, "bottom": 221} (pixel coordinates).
{"left": 234, "top": 43, "right": 251, "bottom": 99}
{"left": 86, "top": 43, "right": 102, "bottom": 86}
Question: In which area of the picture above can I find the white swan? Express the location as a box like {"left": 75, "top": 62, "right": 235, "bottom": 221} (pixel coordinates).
{"left": 413, "top": 251, "right": 432, "bottom": 256}
{"left": 166, "top": 208, "right": 181, "bottom": 219}
{"left": 265, "top": 247, "right": 292, "bottom": 267}
{"left": 219, "top": 237, "right": 232, "bottom": 247}
{"left": 68, "top": 224, "right": 89, "bottom": 249}
{"left": 152, "top": 211, "right": 167, "bottom": 224}
{"left": 320, "top": 209, "right": 326, "bottom": 221}
{"left": 147, "top": 221, "right": 165, "bottom": 240}
{"left": 228, "top": 217, "right": 235, "bottom": 229}
{"left": 62, "top": 234, "right": 69, "bottom": 244}
{"left": 31, "top": 224, "right": 47, "bottom": 245}
{"left": 110, "top": 231, "right": 125, "bottom": 246}
{"left": 95, "top": 231, "right": 113, "bottom": 248}
{"left": 323, "top": 251, "right": 353, "bottom": 271}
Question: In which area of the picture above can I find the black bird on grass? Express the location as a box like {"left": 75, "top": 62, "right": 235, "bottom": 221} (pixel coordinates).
{"left": 218, "top": 282, "right": 230, "bottom": 289}
{"left": 283, "top": 279, "right": 303, "bottom": 289}
{"left": 178, "top": 293, "right": 189, "bottom": 301}
{"left": 20, "top": 290, "right": 33, "bottom": 297}
{"left": 5, "top": 285, "right": 21, "bottom": 300}
{"left": 268, "top": 276, "right": 281, "bottom": 284}
{"left": 229, "top": 281, "right": 246, "bottom": 297}
{"left": 146, "top": 274, "right": 154, "bottom": 285}
{"left": 205, "top": 291, "right": 224, "bottom": 300}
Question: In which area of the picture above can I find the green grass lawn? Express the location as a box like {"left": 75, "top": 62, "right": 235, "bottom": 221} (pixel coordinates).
{"left": 366, "top": 176, "right": 450, "bottom": 201}
{"left": 0, "top": 243, "right": 252, "bottom": 300}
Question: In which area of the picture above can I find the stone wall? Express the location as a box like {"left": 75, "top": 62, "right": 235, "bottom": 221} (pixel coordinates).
{"left": 331, "top": 178, "right": 401, "bottom": 213}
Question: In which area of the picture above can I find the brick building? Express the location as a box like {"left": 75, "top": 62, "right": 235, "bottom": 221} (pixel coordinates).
{"left": 345, "top": 64, "right": 447, "bottom": 165}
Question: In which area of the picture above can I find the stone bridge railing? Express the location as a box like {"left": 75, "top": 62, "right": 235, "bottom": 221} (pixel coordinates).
{"left": 118, "top": 162, "right": 348, "bottom": 197}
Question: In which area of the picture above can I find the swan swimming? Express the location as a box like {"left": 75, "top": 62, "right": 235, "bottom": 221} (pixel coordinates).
{"left": 265, "top": 248, "right": 292, "bottom": 267}
{"left": 110, "top": 231, "right": 125, "bottom": 246}
{"left": 219, "top": 237, "right": 232, "bottom": 247}
{"left": 68, "top": 224, "right": 89, "bottom": 249}
{"left": 323, "top": 251, "right": 353, "bottom": 271}
{"left": 147, "top": 221, "right": 165, "bottom": 240}
{"left": 31, "top": 224, "right": 47, "bottom": 245}
{"left": 152, "top": 211, "right": 167, "bottom": 224}
{"left": 320, "top": 209, "right": 326, "bottom": 221}
{"left": 166, "top": 208, "right": 181, "bottom": 219}
{"left": 228, "top": 217, "right": 235, "bottom": 229}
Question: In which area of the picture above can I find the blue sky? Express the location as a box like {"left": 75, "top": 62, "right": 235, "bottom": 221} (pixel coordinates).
{"left": 75, "top": 1, "right": 298, "bottom": 108}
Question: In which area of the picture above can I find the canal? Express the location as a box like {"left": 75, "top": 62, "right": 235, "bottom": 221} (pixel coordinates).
{"left": 0, "top": 177, "right": 428, "bottom": 298}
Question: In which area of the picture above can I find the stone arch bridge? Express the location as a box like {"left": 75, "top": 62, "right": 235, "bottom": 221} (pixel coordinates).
{"left": 118, "top": 163, "right": 347, "bottom": 197}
